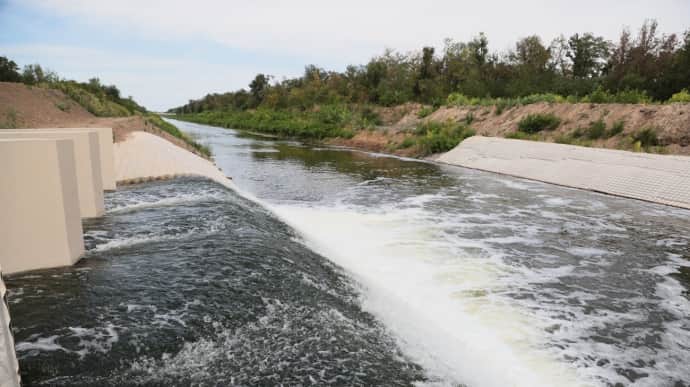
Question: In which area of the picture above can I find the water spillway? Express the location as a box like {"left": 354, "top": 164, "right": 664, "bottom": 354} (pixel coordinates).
{"left": 5, "top": 119, "right": 690, "bottom": 386}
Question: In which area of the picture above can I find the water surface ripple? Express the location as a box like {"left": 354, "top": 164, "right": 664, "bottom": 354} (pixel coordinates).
{"left": 7, "top": 119, "right": 690, "bottom": 387}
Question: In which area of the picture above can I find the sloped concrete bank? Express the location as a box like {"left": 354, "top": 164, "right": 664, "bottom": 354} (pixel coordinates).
{"left": 114, "top": 131, "right": 234, "bottom": 189}
{"left": 438, "top": 136, "right": 690, "bottom": 209}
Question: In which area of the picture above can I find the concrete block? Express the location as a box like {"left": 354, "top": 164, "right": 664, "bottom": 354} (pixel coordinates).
{"left": 19, "top": 128, "right": 116, "bottom": 190}
{"left": 0, "top": 139, "right": 85, "bottom": 274}
{"left": 0, "top": 131, "right": 104, "bottom": 217}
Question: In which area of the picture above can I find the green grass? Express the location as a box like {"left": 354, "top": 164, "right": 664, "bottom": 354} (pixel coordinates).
{"left": 145, "top": 114, "right": 211, "bottom": 157}
{"left": 48, "top": 81, "right": 131, "bottom": 117}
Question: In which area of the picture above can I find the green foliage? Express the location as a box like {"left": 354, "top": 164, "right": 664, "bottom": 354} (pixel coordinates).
{"left": 398, "top": 137, "right": 416, "bottom": 149}
{"left": 146, "top": 114, "right": 211, "bottom": 157}
{"left": 54, "top": 101, "right": 70, "bottom": 112}
{"left": 177, "top": 105, "right": 369, "bottom": 140}
{"left": 505, "top": 131, "right": 541, "bottom": 141}
{"left": 517, "top": 113, "right": 561, "bottom": 133}
{"left": 413, "top": 121, "right": 475, "bottom": 155}
{"left": 464, "top": 111, "right": 475, "bottom": 125}
{"left": 0, "top": 56, "right": 21, "bottom": 82}
{"left": 633, "top": 127, "right": 660, "bottom": 148}
{"left": 582, "top": 87, "right": 651, "bottom": 104}
{"left": 608, "top": 120, "right": 625, "bottom": 137}
{"left": 669, "top": 89, "right": 690, "bottom": 103}
{"left": 585, "top": 119, "right": 607, "bottom": 139}
{"left": 417, "top": 106, "right": 435, "bottom": 118}
{"left": 50, "top": 81, "right": 131, "bottom": 117}
{"left": 0, "top": 108, "right": 18, "bottom": 129}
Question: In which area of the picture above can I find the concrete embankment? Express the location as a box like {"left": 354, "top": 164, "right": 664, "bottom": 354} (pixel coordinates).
{"left": 114, "top": 131, "right": 233, "bottom": 189}
{"left": 438, "top": 136, "right": 690, "bottom": 209}
{"left": 0, "top": 138, "right": 85, "bottom": 274}
{"left": 0, "top": 130, "right": 105, "bottom": 217}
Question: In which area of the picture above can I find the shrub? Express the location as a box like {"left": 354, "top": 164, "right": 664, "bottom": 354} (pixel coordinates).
{"left": 505, "top": 131, "right": 540, "bottom": 141}
{"left": 669, "top": 89, "right": 690, "bottom": 103}
{"left": 55, "top": 101, "right": 70, "bottom": 112}
{"left": 607, "top": 120, "right": 625, "bottom": 137}
{"left": 0, "top": 108, "right": 18, "bottom": 129}
{"left": 464, "top": 111, "right": 474, "bottom": 125}
{"left": 417, "top": 106, "right": 434, "bottom": 118}
{"left": 582, "top": 87, "right": 651, "bottom": 104}
{"left": 398, "top": 137, "right": 416, "bottom": 149}
{"left": 517, "top": 113, "right": 561, "bottom": 133}
{"left": 585, "top": 119, "right": 606, "bottom": 139}
{"left": 633, "top": 127, "right": 659, "bottom": 148}
{"left": 446, "top": 93, "right": 473, "bottom": 106}
{"left": 414, "top": 121, "right": 475, "bottom": 155}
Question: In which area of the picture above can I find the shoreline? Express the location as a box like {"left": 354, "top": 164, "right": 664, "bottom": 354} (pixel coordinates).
{"left": 166, "top": 117, "right": 690, "bottom": 211}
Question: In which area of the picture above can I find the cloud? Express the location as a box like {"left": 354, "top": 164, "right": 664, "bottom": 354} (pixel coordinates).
{"left": 6, "top": 0, "right": 690, "bottom": 109}
{"left": 22, "top": 0, "right": 690, "bottom": 58}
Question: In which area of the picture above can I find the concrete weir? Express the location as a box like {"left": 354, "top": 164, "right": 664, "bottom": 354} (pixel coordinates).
{"left": 0, "top": 130, "right": 105, "bottom": 218}
{"left": 17, "top": 128, "right": 116, "bottom": 191}
{"left": 438, "top": 136, "right": 690, "bottom": 209}
{"left": 0, "top": 139, "right": 85, "bottom": 274}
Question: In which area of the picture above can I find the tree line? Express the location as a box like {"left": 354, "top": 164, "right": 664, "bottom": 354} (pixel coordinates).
{"left": 170, "top": 20, "right": 690, "bottom": 114}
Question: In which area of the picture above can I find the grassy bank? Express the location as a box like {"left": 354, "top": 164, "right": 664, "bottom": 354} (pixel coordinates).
{"left": 175, "top": 106, "right": 479, "bottom": 157}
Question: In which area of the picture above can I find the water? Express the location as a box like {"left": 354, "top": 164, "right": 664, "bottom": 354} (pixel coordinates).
{"left": 6, "top": 119, "right": 690, "bottom": 386}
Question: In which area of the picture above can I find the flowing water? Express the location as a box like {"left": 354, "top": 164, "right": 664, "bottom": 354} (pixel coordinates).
{"left": 6, "top": 119, "right": 690, "bottom": 386}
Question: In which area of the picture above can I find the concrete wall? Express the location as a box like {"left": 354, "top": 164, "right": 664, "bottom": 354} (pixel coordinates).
{"left": 0, "top": 270, "right": 20, "bottom": 387}
{"left": 15, "top": 128, "right": 115, "bottom": 191}
{"left": 438, "top": 136, "right": 690, "bottom": 209}
{"left": 0, "top": 131, "right": 104, "bottom": 217}
{"left": 0, "top": 139, "right": 85, "bottom": 274}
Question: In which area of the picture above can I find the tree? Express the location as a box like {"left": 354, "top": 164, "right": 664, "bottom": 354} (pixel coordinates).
{"left": 249, "top": 73, "right": 271, "bottom": 107}
{"left": 0, "top": 56, "right": 21, "bottom": 82}
{"left": 567, "top": 33, "right": 610, "bottom": 77}
{"left": 513, "top": 35, "right": 551, "bottom": 71}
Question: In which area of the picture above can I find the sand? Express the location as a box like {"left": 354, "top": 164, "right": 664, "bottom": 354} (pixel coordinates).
{"left": 438, "top": 136, "right": 690, "bottom": 210}
{"left": 114, "top": 131, "right": 233, "bottom": 189}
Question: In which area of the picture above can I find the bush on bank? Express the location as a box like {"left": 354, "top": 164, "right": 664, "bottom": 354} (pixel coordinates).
{"left": 177, "top": 105, "right": 380, "bottom": 140}
{"left": 517, "top": 113, "right": 562, "bottom": 133}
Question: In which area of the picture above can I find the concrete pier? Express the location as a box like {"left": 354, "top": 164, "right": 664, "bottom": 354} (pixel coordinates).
{"left": 0, "top": 130, "right": 105, "bottom": 217}
{"left": 0, "top": 269, "right": 20, "bottom": 387}
{"left": 438, "top": 136, "right": 690, "bottom": 209}
{"left": 15, "top": 128, "right": 116, "bottom": 191}
{"left": 0, "top": 139, "right": 85, "bottom": 274}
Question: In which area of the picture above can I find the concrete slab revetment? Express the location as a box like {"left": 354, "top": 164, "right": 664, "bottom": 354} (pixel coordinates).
{"left": 0, "top": 139, "right": 85, "bottom": 274}
{"left": 437, "top": 136, "right": 690, "bottom": 210}
{"left": 0, "top": 130, "right": 105, "bottom": 217}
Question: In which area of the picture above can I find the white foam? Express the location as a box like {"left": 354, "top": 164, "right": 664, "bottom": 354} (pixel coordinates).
{"left": 270, "top": 204, "right": 585, "bottom": 387}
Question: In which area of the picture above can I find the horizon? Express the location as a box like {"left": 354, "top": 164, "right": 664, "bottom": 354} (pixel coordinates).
{"left": 1, "top": 0, "right": 689, "bottom": 111}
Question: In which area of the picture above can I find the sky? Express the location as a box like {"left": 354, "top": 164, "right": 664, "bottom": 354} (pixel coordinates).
{"left": 1, "top": 0, "right": 689, "bottom": 111}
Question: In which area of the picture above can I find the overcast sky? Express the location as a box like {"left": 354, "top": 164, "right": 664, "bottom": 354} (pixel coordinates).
{"left": 1, "top": 0, "right": 689, "bottom": 111}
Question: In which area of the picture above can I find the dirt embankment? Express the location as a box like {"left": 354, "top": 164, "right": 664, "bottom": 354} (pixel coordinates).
{"left": 0, "top": 82, "right": 206, "bottom": 158}
{"left": 329, "top": 102, "right": 690, "bottom": 156}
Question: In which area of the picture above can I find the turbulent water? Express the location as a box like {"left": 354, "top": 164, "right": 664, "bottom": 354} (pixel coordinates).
{"left": 6, "top": 119, "right": 690, "bottom": 386}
